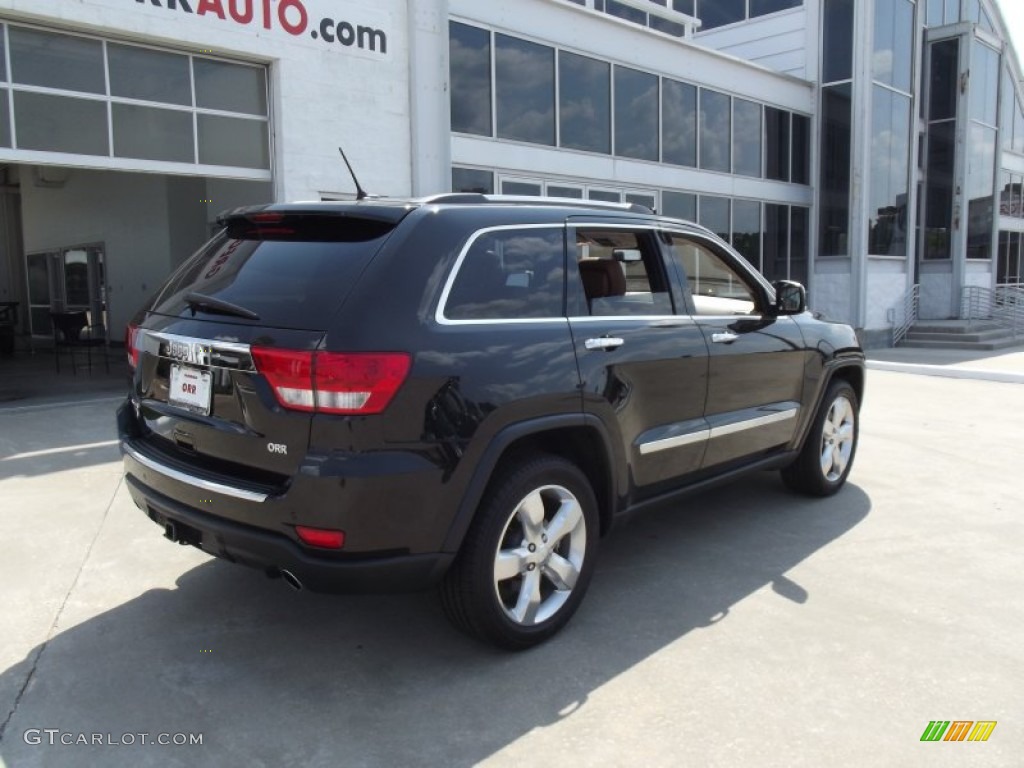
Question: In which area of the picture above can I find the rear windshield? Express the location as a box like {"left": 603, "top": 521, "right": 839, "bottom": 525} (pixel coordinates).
{"left": 150, "top": 216, "right": 395, "bottom": 328}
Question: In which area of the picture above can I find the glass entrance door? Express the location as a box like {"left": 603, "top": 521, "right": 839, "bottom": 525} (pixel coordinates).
{"left": 26, "top": 245, "right": 107, "bottom": 340}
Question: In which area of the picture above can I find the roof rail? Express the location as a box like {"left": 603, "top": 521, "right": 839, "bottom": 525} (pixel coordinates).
{"left": 418, "top": 193, "right": 654, "bottom": 215}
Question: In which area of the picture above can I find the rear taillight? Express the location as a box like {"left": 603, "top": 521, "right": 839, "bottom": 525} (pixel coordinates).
{"left": 251, "top": 348, "right": 410, "bottom": 415}
{"left": 125, "top": 324, "right": 140, "bottom": 369}
{"left": 295, "top": 525, "right": 345, "bottom": 549}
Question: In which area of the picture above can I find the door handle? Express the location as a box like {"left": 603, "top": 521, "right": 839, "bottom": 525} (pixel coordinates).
{"left": 585, "top": 337, "right": 625, "bottom": 351}
{"left": 711, "top": 332, "right": 739, "bottom": 344}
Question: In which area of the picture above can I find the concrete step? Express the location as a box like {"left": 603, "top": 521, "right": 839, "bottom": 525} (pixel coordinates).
{"left": 910, "top": 320, "right": 1002, "bottom": 334}
{"left": 898, "top": 336, "right": 1022, "bottom": 351}
{"left": 904, "top": 329, "right": 1011, "bottom": 343}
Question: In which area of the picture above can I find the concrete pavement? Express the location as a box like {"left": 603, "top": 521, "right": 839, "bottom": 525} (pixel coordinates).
{"left": 0, "top": 370, "right": 1022, "bottom": 767}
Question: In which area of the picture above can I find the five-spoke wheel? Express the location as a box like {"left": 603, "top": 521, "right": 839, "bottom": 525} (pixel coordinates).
{"left": 782, "top": 379, "right": 860, "bottom": 496}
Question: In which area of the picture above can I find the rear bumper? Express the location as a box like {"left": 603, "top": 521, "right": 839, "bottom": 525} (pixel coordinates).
{"left": 125, "top": 474, "right": 453, "bottom": 593}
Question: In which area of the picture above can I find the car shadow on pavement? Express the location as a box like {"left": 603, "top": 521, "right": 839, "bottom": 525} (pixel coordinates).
{"left": 0, "top": 472, "right": 870, "bottom": 767}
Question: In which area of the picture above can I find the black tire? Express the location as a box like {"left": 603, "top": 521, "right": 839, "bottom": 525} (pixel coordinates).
{"left": 781, "top": 379, "right": 860, "bottom": 497}
{"left": 440, "top": 454, "right": 599, "bottom": 650}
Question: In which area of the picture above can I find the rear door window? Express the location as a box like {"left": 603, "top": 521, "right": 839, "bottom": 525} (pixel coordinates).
{"left": 151, "top": 215, "right": 396, "bottom": 328}
{"left": 569, "top": 227, "right": 675, "bottom": 316}
{"left": 442, "top": 226, "right": 565, "bottom": 320}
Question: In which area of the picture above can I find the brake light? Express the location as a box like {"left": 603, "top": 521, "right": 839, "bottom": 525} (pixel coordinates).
{"left": 251, "top": 348, "right": 410, "bottom": 415}
{"left": 125, "top": 324, "right": 140, "bottom": 369}
{"left": 295, "top": 525, "right": 345, "bottom": 550}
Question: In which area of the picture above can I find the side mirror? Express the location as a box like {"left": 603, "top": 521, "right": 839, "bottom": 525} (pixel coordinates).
{"left": 772, "top": 280, "right": 807, "bottom": 315}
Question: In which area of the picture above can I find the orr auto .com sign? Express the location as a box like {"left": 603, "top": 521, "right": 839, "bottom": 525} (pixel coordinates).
{"left": 133, "top": 0, "right": 389, "bottom": 54}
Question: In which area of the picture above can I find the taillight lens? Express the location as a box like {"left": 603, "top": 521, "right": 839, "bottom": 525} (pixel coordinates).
{"left": 251, "top": 348, "right": 410, "bottom": 415}
{"left": 125, "top": 324, "right": 140, "bottom": 369}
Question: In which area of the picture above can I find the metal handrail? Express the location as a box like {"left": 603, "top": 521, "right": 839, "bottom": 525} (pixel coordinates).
{"left": 961, "top": 285, "right": 1024, "bottom": 338}
{"left": 890, "top": 284, "right": 920, "bottom": 346}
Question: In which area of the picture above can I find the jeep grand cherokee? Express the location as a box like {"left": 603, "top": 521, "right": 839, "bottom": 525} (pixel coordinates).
{"left": 118, "top": 195, "right": 864, "bottom": 649}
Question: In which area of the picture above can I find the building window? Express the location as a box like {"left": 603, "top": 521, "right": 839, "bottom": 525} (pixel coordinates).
{"left": 765, "top": 108, "right": 790, "bottom": 182}
{"left": 733, "top": 98, "right": 763, "bottom": 177}
{"left": 697, "top": 0, "right": 746, "bottom": 30}
{"left": 820, "top": 84, "right": 853, "bottom": 256}
{"left": 662, "top": 190, "right": 697, "bottom": 220}
{"left": 822, "top": 0, "right": 854, "bottom": 83}
{"left": 9, "top": 27, "right": 105, "bottom": 94}
{"left": 732, "top": 199, "right": 762, "bottom": 268}
{"left": 662, "top": 78, "right": 697, "bottom": 167}
{"left": 495, "top": 34, "right": 555, "bottom": 146}
{"left": 450, "top": 22, "right": 492, "bottom": 136}
{"left": 452, "top": 167, "right": 494, "bottom": 194}
{"left": 700, "top": 89, "right": 731, "bottom": 172}
{"left": 873, "top": 0, "right": 914, "bottom": 93}
{"left": 869, "top": 86, "right": 912, "bottom": 256}
{"left": 792, "top": 114, "right": 811, "bottom": 184}
{"left": 559, "top": 52, "right": 611, "bottom": 154}
{"left": 750, "top": 0, "right": 803, "bottom": 15}
{"left": 699, "top": 195, "right": 731, "bottom": 242}
{"left": 997, "top": 231, "right": 1021, "bottom": 283}
{"left": 614, "top": 66, "right": 659, "bottom": 160}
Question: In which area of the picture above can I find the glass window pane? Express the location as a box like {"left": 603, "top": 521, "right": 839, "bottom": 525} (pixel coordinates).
{"left": 699, "top": 0, "right": 746, "bottom": 30}
{"left": 998, "top": 170, "right": 1015, "bottom": 217}
{"left": 929, "top": 39, "right": 959, "bottom": 120}
{"left": 668, "top": 236, "right": 756, "bottom": 314}
{"left": 792, "top": 114, "right": 811, "bottom": 184}
{"left": 496, "top": 35, "right": 555, "bottom": 146}
{"left": 446, "top": 228, "right": 565, "bottom": 320}
{"left": 764, "top": 204, "right": 789, "bottom": 281}
{"left": 503, "top": 180, "right": 543, "bottom": 196}
{"left": 966, "top": 123, "right": 996, "bottom": 259}
{"left": 699, "top": 195, "right": 730, "bottom": 242}
{"left": 63, "top": 250, "right": 90, "bottom": 307}
{"left": 449, "top": 22, "right": 492, "bottom": 136}
{"left": 548, "top": 185, "right": 584, "bottom": 198}
{"left": 662, "top": 190, "right": 696, "bottom": 220}
{"left": 750, "top": 0, "right": 802, "bottom": 16}
{"left": 943, "top": 0, "right": 959, "bottom": 25}
{"left": 868, "top": 87, "right": 911, "bottom": 256}
{"left": 113, "top": 103, "right": 194, "bottom": 163}
{"left": 699, "top": 89, "right": 731, "bottom": 172}
{"left": 197, "top": 114, "right": 269, "bottom": 169}
{"left": 574, "top": 228, "right": 673, "bottom": 316}
{"left": 765, "top": 108, "right": 790, "bottom": 181}
{"left": 108, "top": 43, "right": 191, "bottom": 106}
{"left": 732, "top": 200, "right": 761, "bottom": 269}
{"left": 1016, "top": 98, "right": 1024, "bottom": 154}
{"left": 0, "top": 90, "right": 9, "bottom": 148}
{"left": 14, "top": 92, "right": 108, "bottom": 155}
{"left": 559, "top": 52, "right": 610, "bottom": 154}
{"left": 823, "top": 0, "right": 854, "bottom": 83}
{"left": 194, "top": 59, "right": 267, "bottom": 116}
{"left": 27, "top": 253, "right": 50, "bottom": 305}
{"left": 0, "top": 24, "right": 6, "bottom": 81}
{"left": 452, "top": 167, "right": 494, "bottom": 193}
{"left": 819, "top": 84, "right": 853, "bottom": 256}
{"left": 733, "top": 98, "right": 762, "bottom": 177}
{"left": 662, "top": 78, "right": 697, "bottom": 166}
{"left": 589, "top": 189, "right": 621, "bottom": 202}
{"left": 925, "top": 121, "right": 956, "bottom": 259}
{"left": 970, "top": 41, "right": 999, "bottom": 126}
{"left": 790, "top": 207, "right": 809, "bottom": 286}
{"left": 614, "top": 66, "right": 659, "bottom": 160}
{"left": 650, "top": 16, "right": 687, "bottom": 37}
{"left": 673, "top": 0, "right": 695, "bottom": 15}
{"left": 873, "top": 0, "right": 914, "bottom": 92}
{"left": 606, "top": 0, "right": 648, "bottom": 24}
{"left": 1001, "top": 68, "right": 1015, "bottom": 150}
{"left": 626, "top": 192, "right": 656, "bottom": 210}
{"left": 9, "top": 27, "right": 105, "bottom": 94}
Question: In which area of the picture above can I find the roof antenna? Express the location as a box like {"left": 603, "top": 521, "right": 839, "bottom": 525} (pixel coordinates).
{"left": 338, "top": 147, "right": 369, "bottom": 201}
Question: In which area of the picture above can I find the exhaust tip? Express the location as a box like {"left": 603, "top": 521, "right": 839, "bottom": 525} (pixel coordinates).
{"left": 279, "top": 568, "right": 303, "bottom": 592}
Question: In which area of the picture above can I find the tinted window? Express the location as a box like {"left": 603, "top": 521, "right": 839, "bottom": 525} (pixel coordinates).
{"left": 0, "top": 91, "right": 10, "bottom": 149}
{"left": 193, "top": 59, "right": 267, "bottom": 116}
{"left": 699, "top": 195, "right": 730, "bottom": 242}
{"left": 765, "top": 108, "right": 790, "bottom": 181}
{"left": 197, "top": 114, "right": 269, "bottom": 169}
{"left": 700, "top": 89, "right": 731, "bottom": 172}
{"left": 819, "top": 84, "right": 853, "bottom": 256}
{"left": 559, "top": 52, "right": 611, "bottom": 154}
{"left": 450, "top": 22, "right": 492, "bottom": 136}
{"left": 873, "top": 0, "right": 914, "bottom": 92}
{"left": 9, "top": 27, "right": 105, "bottom": 94}
{"left": 662, "top": 78, "right": 697, "bottom": 166}
{"left": 750, "top": 0, "right": 802, "bottom": 15}
{"left": 614, "top": 66, "right": 659, "bottom": 161}
{"left": 970, "top": 42, "right": 999, "bottom": 126}
{"left": 496, "top": 35, "right": 555, "bottom": 146}
{"left": 452, "top": 167, "right": 494, "bottom": 194}
{"left": 14, "top": 92, "right": 108, "bottom": 155}
{"left": 823, "top": 0, "right": 854, "bottom": 83}
{"left": 929, "top": 39, "right": 959, "bottom": 121}
{"left": 764, "top": 203, "right": 789, "bottom": 281}
{"left": 113, "top": 104, "right": 195, "bottom": 163}
{"left": 792, "top": 114, "right": 811, "bottom": 184}
{"left": 733, "top": 98, "right": 762, "bottom": 177}
{"left": 869, "top": 86, "right": 911, "bottom": 256}
{"left": 698, "top": 0, "right": 745, "bottom": 29}
{"left": 666, "top": 235, "right": 757, "bottom": 315}
{"left": 154, "top": 217, "right": 396, "bottom": 326}
{"left": 662, "top": 190, "right": 696, "bottom": 220}
{"left": 790, "top": 207, "right": 809, "bottom": 286}
{"left": 108, "top": 44, "right": 192, "bottom": 105}
{"left": 573, "top": 229, "right": 672, "bottom": 316}
{"left": 732, "top": 200, "right": 762, "bottom": 269}
{"left": 446, "top": 228, "right": 565, "bottom": 320}
{"left": 925, "top": 121, "right": 956, "bottom": 259}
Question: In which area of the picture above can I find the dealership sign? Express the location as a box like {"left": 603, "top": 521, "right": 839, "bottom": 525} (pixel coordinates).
{"left": 133, "top": 0, "right": 388, "bottom": 54}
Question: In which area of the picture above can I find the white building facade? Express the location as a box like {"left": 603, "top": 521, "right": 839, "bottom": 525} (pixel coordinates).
{"left": 0, "top": 0, "right": 1021, "bottom": 346}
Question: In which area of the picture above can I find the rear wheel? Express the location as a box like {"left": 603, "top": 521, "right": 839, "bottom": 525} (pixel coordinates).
{"left": 440, "top": 455, "right": 599, "bottom": 650}
{"left": 781, "top": 380, "right": 859, "bottom": 497}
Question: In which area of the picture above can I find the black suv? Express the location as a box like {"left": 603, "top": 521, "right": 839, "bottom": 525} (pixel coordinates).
{"left": 118, "top": 195, "right": 864, "bottom": 649}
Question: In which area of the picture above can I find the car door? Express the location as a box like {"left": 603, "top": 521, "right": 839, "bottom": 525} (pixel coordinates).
{"left": 661, "top": 229, "right": 808, "bottom": 469}
{"left": 567, "top": 220, "right": 710, "bottom": 497}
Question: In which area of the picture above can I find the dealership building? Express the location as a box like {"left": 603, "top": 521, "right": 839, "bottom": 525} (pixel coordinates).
{"left": 0, "top": 0, "right": 1022, "bottom": 347}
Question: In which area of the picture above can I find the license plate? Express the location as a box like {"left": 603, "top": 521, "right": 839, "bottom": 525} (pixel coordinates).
{"left": 169, "top": 364, "right": 213, "bottom": 415}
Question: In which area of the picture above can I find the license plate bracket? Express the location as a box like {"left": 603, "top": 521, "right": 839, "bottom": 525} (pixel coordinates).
{"left": 169, "top": 364, "right": 213, "bottom": 416}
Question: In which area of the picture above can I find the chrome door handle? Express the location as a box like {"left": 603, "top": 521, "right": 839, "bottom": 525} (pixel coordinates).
{"left": 711, "top": 332, "right": 739, "bottom": 344}
{"left": 585, "top": 337, "right": 625, "bottom": 351}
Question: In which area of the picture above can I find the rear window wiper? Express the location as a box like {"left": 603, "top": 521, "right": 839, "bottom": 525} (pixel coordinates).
{"left": 184, "top": 292, "right": 260, "bottom": 321}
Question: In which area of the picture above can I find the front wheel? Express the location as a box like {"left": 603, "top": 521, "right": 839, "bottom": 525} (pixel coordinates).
{"left": 781, "top": 379, "right": 859, "bottom": 497}
{"left": 440, "top": 455, "right": 599, "bottom": 650}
